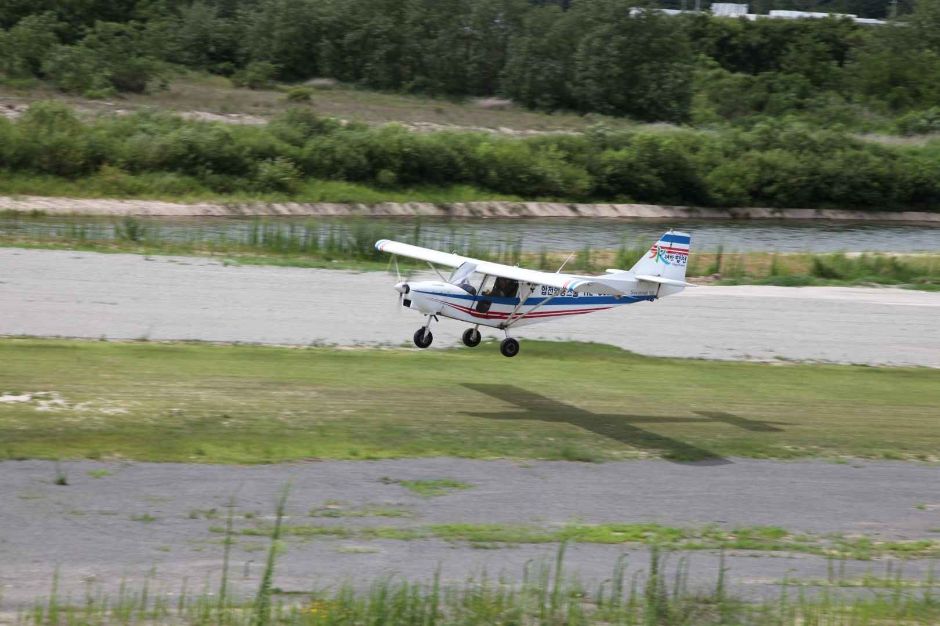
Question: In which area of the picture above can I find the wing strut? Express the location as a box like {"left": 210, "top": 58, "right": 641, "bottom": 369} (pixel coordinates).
{"left": 427, "top": 262, "right": 447, "bottom": 281}
{"left": 500, "top": 287, "right": 560, "bottom": 329}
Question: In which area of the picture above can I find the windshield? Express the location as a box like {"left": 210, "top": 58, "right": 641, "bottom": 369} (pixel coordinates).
{"left": 449, "top": 261, "right": 477, "bottom": 286}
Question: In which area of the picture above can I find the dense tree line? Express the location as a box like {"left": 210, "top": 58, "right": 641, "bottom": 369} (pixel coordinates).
{"left": 2, "top": 0, "right": 940, "bottom": 124}
{"left": 2, "top": 102, "right": 938, "bottom": 210}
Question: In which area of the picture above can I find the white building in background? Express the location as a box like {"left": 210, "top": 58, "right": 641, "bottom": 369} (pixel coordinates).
{"left": 632, "top": 2, "right": 888, "bottom": 24}
{"left": 711, "top": 3, "right": 750, "bottom": 16}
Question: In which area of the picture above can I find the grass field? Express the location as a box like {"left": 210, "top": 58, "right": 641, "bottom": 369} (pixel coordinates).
{"left": 1, "top": 339, "right": 938, "bottom": 464}
{"left": 0, "top": 74, "right": 632, "bottom": 134}
{"left": 0, "top": 172, "right": 530, "bottom": 204}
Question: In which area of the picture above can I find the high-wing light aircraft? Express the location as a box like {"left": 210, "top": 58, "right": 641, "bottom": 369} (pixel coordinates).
{"left": 375, "top": 231, "right": 693, "bottom": 357}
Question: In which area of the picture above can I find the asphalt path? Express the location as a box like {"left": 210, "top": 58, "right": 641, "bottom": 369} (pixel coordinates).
{"left": 2, "top": 458, "right": 940, "bottom": 609}
{"left": 1, "top": 248, "right": 939, "bottom": 366}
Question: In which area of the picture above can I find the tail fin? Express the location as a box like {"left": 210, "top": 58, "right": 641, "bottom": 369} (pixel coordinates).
{"left": 629, "top": 230, "right": 691, "bottom": 283}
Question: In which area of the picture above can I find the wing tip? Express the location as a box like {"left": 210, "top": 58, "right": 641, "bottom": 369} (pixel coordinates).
{"left": 374, "top": 239, "right": 389, "bottom": 251}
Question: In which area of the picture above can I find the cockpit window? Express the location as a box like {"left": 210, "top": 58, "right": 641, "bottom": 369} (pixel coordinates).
{"left": 483, "top": 276, "right": 519, "bottom": 298}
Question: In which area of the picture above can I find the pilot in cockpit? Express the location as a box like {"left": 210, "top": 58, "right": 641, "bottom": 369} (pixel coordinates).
{"left": 486, "top": 277, "right": 518, "bottom": 298}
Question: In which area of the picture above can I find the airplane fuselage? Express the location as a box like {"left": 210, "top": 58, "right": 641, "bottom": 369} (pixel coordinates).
{"left": 403, "top": 281, "right": 656, "bottom": 329}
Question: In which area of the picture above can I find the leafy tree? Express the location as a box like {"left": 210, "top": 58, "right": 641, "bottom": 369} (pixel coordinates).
{"left": 0, "top": 12, "right": 63, "bottom": 77}
{"left": 847, "top": 23, "right": 940, "bottom": 110}
{"left": 240, "top": 0, "right": 323, "bottom": 80}
{"left": 43, "top": 21, "right": 162, "bottom": 95}
{"left": 572, "top": 3, "right": 695, "bottom": 122}
{"left": 501, "top": 4, "right": 581, "bottom": 109}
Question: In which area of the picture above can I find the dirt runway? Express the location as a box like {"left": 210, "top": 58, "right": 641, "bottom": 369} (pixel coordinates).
{"left": 1, "top": 249, "right": 939, "bottom": 366}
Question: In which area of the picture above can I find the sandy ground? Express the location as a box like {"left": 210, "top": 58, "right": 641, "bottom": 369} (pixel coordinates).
{"left": 3, "top": 194, "right": 940, "bottom": 220}
{"left": 1, "top": 249, "right": 939, "bottom": 366}
{"left": 3, "top": 458, "right": 940, "bottom": 609}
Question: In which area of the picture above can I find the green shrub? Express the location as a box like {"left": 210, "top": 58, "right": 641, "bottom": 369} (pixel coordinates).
{"left": 896, "top": 107, "right": 940, "bottom": 136}
{"left": 0, "top": 101, "right": 938, "bottom": 210}
{"left": 255, "top": 157, "right": 302, "bottom": 193}
{"left": 268, "top": 108, "right": 339, "bottom": 148}
{"left": 284, "top": 86, "right": 313, "bottom": 102}
{"left": 11, "top": 102, "right": 100, "bottom": 177}
{"left": 42, "top": 45, "right": 114, "bottom": 96}
{"left": 0, "top": 12, "right": 63, "bottom": 78}
{"left": 232, "top": 61, "right": 278, "bottom": 90}
{"left": 590, "top": 133, "right": 707, "bottom": 204}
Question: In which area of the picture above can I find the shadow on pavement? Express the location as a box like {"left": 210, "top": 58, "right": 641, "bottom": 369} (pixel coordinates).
{"left": 462, "top": 384, "right": 786, "bottom": 465}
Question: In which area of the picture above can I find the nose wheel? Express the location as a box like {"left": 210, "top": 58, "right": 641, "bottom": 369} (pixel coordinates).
{"left": 413, "top": 327, "right": 433, "bottom": 348}
{"left": 462, "top": 327, "right": 482, "bottom": 347}
{"left": 499, "top": 337, "right": 520, "bottom": 358}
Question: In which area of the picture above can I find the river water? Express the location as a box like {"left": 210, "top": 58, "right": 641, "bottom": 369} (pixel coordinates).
{"left": 1, "top": 215, "right": 938, "bottom": 252}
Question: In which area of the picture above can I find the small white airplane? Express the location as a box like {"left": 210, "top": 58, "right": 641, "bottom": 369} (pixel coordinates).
{"left": 375, "top": 231, "right": 693, "bottom": 357}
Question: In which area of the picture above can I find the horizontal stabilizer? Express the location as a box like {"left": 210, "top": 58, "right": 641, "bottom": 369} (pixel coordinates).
{"left": 635, "top": 274, "right": 697, "bottom": 288}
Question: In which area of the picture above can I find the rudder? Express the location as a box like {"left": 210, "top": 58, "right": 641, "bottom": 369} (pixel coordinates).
{"left": 629, "top": 231, "right": 692, "bottom": 282}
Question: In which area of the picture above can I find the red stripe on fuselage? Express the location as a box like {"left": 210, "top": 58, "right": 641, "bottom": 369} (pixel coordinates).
{"left": 438, "top": 299, "right": 612, "bottom": 320}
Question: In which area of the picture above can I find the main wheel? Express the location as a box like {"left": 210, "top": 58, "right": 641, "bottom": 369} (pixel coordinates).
{"left": 413, "top": 328, "right": 433, "bottom": 348}
{"left": 499, "top": 337, "right": 520, "bottom": 358}
{"left": 462, "top": 327, "right": 482, "bottom": 347}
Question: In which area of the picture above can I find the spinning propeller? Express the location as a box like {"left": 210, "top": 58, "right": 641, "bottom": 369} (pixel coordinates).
{"left": 387, "top": 255, "right": 410, "bottom": 307}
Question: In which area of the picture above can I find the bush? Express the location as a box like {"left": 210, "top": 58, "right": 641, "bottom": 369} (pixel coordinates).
{"left": 255, "top": 157, "right": 302, "bottom": 193}
{"left": 590, "top": 133, "right": 708, "bottom": 204}
{"left": 1, "top": 12, "right": 63, "bottom": 78}
{"left": 10, "top": 101, "right": 100, "bottom": 177}
{"left": 895, "top": 107, "right": 940, "bottom": 136}
{"left": 42, "top": 45, "right": 114, "bottom": 96}
{"left": 0, "top": 101, "right": 938, "bottom": 211}
{"left": 41, "top": 22, "right": 162, "bottom": 95}
{"left": 232, "top": 61, "right": 278, "bottom": 90}
{"left": 284, "top": 86, "right": 313, "bottom": 102}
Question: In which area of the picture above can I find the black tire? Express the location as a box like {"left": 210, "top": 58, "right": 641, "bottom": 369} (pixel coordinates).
{"left": 499, "top": 337, "right": 520, "bottom": 358}
{"left": 462, "top": 328, "right": 482, "bottom": 347}
{"left": 413, "top": 328, "right": 433, "bottom": 348}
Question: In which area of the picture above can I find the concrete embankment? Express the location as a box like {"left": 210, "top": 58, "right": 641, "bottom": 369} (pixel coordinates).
{"left": 2, "top": 195, "right": 939, "bottom": 221}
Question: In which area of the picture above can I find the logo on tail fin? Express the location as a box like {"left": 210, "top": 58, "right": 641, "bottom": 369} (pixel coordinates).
{"left": 648, "top": 244, "right": 688, "bottom": 267}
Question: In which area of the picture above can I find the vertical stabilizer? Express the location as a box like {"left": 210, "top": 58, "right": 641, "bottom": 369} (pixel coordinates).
{"left": 629, "top": 231, "right": 692, "bottom": 283}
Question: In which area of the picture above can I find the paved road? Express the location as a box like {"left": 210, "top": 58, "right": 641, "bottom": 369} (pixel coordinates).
{"left": 2, "top": 458, "right": 940, "bottom": 609}
{"left": 1, "top": 249, "right": 939, "bottom": 366}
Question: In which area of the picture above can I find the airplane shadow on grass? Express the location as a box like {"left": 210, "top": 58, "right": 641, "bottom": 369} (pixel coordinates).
{"left": 462, "top": 384, "right": 786, "bottom": 466}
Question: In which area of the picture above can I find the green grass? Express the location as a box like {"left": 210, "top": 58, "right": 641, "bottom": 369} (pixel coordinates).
{"left": 20, "top": 545, "right": 940, "bottom": 626}
{"left": 0, "top": 171, "right": 527, "bottom": 204}
{"left": 215, "top": 521, "right": 940, "bottom": 559}
{"left": 1, "top": 338, "right": 939, "bottom": 464}
{"left": 0, "top": 74, "right": 636, "bottom": 134}
{"left": 393, "top": 479, "right": 473, "bottom": 497}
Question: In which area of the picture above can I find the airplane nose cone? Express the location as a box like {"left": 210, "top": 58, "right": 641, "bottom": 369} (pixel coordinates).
{"left": 394, "top": 282, "right": 410, "bottom": 294}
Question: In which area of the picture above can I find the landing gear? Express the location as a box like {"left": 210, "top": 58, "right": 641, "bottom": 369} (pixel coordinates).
{"left": 413, "top": 327, "right": 433, "bottom": 348}
{"left": 499, "top": 337, "right": 520, "bottom": 358}
{"left": 462, "top": 327, "right": 482, "bottom": 348}
{"left": 413, "top": 316, "right": 435, "bottom": 349}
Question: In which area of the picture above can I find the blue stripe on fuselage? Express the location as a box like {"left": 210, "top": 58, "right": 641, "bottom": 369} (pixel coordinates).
{"left": 413, "top": 290, "right": 655, "bottom": 305}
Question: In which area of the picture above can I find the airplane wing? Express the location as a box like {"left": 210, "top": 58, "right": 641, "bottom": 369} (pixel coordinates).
{"left": 375, "top": 239, "right": 617, "bottom": 293}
